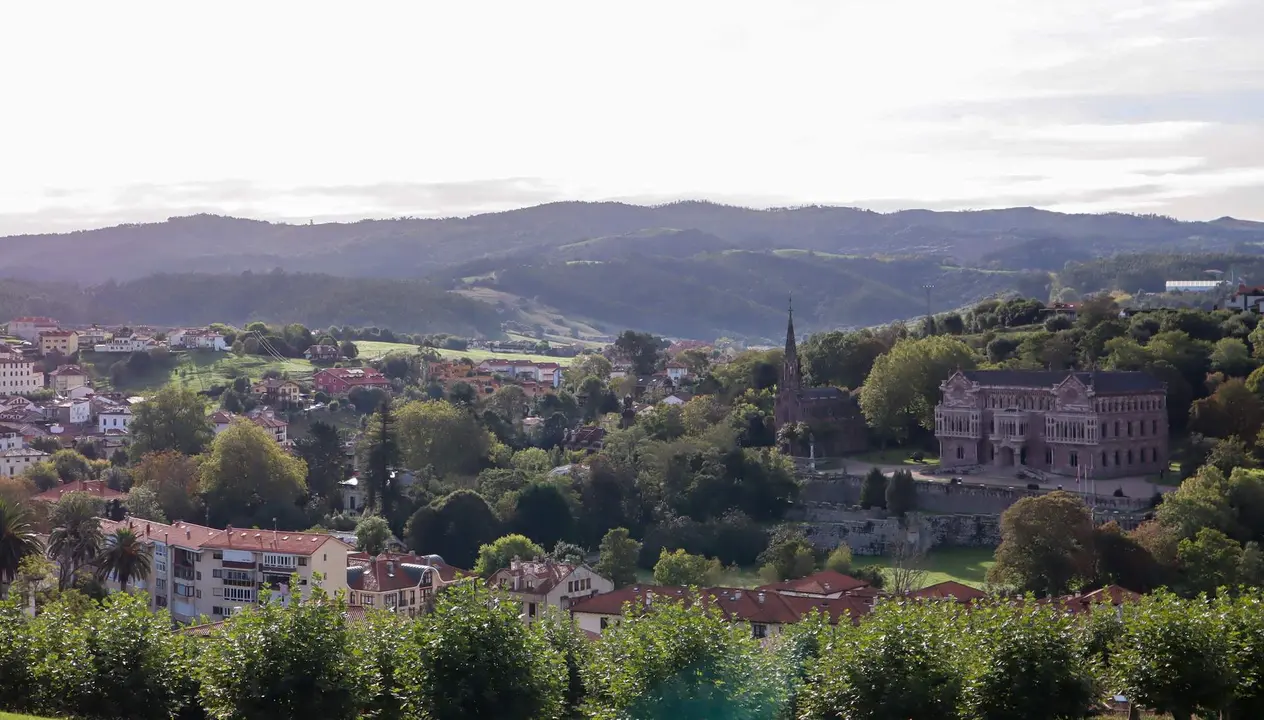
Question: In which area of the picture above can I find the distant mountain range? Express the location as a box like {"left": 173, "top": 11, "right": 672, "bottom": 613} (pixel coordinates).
{"left": 4, "top": 202, "right": 1263, "bottom": 339}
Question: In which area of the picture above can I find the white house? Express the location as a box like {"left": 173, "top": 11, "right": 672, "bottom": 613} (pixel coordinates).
{"left": 99, "top": 407, "right": 133, "bottom": 434}
{"left": 486, "top": 559, "right": 613, "bottom": 624}
{"left": 0, "top": 347, "right": 45, "bottom": 395}
{"left": 475, "top": 359, "right": 563, "bottom": 388}
{"left": 339, "top": 476, "right": 367, "bottom": 514}
{"left": 6, "top": 316, "right": 59, "bottom": 342}
{"left": 1225, "top": 284, "right": 1264, "bottom": 314}
{"left": 664, "top": 361, "right": 689, "bottom": 384}
{"left": 94, "top": 336, "right": 157, "bottom": 353}
{"left": 210, "top": 410, "right": 236, "bottom": 435}
{"left": 169, "top": 328, "right": 228, "bottom": 351}
{"left": 1, "top": 447, "right": 48, "bottom": 477}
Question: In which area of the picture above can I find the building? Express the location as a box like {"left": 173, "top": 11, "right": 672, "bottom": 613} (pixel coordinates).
{"left": 339, "top": 476, "right": 366, "bottom": 514}
{"left": 754, "top": 569, "right": 872, "bottom": 599}
{"left": 96, "top": 518, "right": 353, "bottom": 622}
{"left": 249, "top": 411, "right": 289, "bottom": 443}
{"left": 570, "top": 584, "right": 869, "bottom": 638}
{"left": 563, "top": 426, "right": 606, "bottom": 453}
{"left": 487, "top": 558, "right": 613, "bottom": 624}
{"left": 168, "top": 328, "right": 228, "bottom": 351}
{"left": 252, "top": 378, "right": 302, "bottom": 405}
{"left": 346, "top": 552, "right": 466, "bottom": 616}
{"left": 935, "top": 370, "right": 1169, "bottom": 479}
{"left": 93, "top": 335, "right": 157, "bottom": 353}
{"left": 1165, "top": 280, "right": 1224, "bottom": 293}
{"left": 49, "top": 364, "right": 90, "bottom": 393}
{"left": 304, "top": 344, "right": 340, "bottom": 361}
{"left": 6, "top": 317, "right": 60, "bottom": 342}
{"left": 475, "top": 359, "right": 563, "bottom": 388}
{"left": 1224, "top": 284, "right": 1264, "bottom": 314}
{"left": 312, "top": 367, "right": 391, "bottom": 395}
{"left": 772, "top": 306, "right": 869, "bottom": 455}
{"left": 664, "top": 361, "right": 689, "bottom": 384}
{"left": 33, "top": 479, "right": 126, "bottom": 503}
{"left": 98, "top": 406, "right": 133, "bottom": 434}
{"left": 0, "top": 347, "right": 45, "bottom": 395}
{"left": 75, "top": 328, "right": 110, "bottom": 346}
{"left": 211, "top": 410, "right": 236, "bottom": 435}
{"left": 1, "top": 447, "right": 47, "bottom": 477}
{"left": 38, "top": 329, "right": 79, "bottom": 356}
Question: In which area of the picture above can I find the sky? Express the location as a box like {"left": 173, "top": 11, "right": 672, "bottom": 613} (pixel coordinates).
{"left": 2, "top": 0, "right": 1262, "bottom": 234}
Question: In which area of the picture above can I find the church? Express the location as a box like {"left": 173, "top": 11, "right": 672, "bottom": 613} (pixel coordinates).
{"left": 773, "top": 306, "right": 870, "bottom": 455}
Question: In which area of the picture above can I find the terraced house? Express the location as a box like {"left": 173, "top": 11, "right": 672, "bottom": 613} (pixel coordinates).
{"left": 936, "top": 370, "right": 1169, "bottom": 479}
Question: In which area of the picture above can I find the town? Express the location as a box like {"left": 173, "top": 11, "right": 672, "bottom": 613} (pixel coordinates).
{"left": 5, "top": 280, "right": 1264, "bottom": 717}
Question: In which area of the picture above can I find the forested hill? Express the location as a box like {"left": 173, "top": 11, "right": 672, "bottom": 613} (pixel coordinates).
{"left": 0, "top": 272, "right": 502, "bottom": 336}
{"left": 5, "top": 202, "right": 1264, "bottom": 282}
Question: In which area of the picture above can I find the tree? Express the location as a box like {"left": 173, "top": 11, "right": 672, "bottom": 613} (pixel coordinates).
{"left": 128, "top": 386, "right": 212, "bottom": 458}
{"left": 199, "top": 420, "right": 308, "bottom": 529}
{"left": 473, "top": 534, "right": 545, "bottom": 577}
{"left": 758, "top": 530, "right": 817, "bottom": 583}
{"left": 988, "top": 491, "right": 1095, "bottom": 595}
{"left": 1211, "top": 337, "right": 1255, "bottom": 377}
{"left": 1206, "top": 435, "right": 1256, "bottom": 476}
{"left": 404, "top": 490, "right": 501, "bottom": 569}
{"left": 885, "top": 469, "right": 917, "bottom": 516}
{"left": 339, "top": 340, "right": 358, "bottom": 359}
{"left": 509, "top": 482, "right": 576, "bottom": 551}
{"left": 595, "top": 527, "right": 641, "bottom": 588}
{"left": 29, "top": 436, "right": 61, "bottom": 454}
{"left": 130, "top": 451, "right": 199, "bottom": 522}
{"left": 859, "top": 336, "right": 978, "bottom": 443}
{"left": 1177, "top": 527, "right": 1242, "bottom": 596}
{"left": 1156, "top": 466, "right": 1237, "bottom": 540}
{"left": 395, "top": 400, "right": 491, "bottom": 478}
{"left": 20, "top": 462, "right": 58, "bottom": 492}
{"left": 510, "top": 447, "right": 553, "bottom": 475}
{"left": 354, "top": 514, "right": 392, "bottom": 557}
{"left": 652, "top": 548, "right": 723, "bottom": 586}
{"left": 857, "top": 467, "right": 887, "bottom": 510}
{"left": 124, "top": 485, "right": 167, "bottom": 523}
{"left": 1190, "top": 378, "right": 1264, "bottom": 440}
{"left": 1114, "top": 592, "right": 1235, "bottom": 720}
{"left": 886, "top": 540, "right": 929, "bottom": 595}
{"left": 824, "top": 543, "right": 853, "bottom": 574}
{"left": 800, "top": 329, "right": 889, "bottom": 390}
{"left": 614, "top": 330, "right": 663, "bottom": 376}
{"left": 50, "top": 449, "right": 91, "bottom": 482}
{"left": 447, "top": 381, "right": 477, "bottom": 407}
{"left": 198, "top": 581, "right": 361, "bottom": 720}
{"left": 563, "top": 354, "right": 612, "bottom": 387}
{"left": 295, "top": 421, "right": 347, "bottom": 513}
{"left": 48, "top": 492, "right": 104, "bottom": 591}
{"left": 487, "top": 385, "right": 529, "bottom": 422}
{"left": 403, "top": 582, "right": 564, "bottom": 720}
{"left": 358, "top": 400, "right": 399, "bottom": 515}
{"left": 0, "top": 498, "right": 42, "bottom": 595}
{"left": 94, "top": 527, "right": 152, "bottom": 591}
{"left": 584, "top": 596, "right": 784, "bottom": 720}
{"left": 1093, "top": 521, "right": 1164, "bottom": 593}
{"left": 549, "top": 540, "right": 586, "bottom": 565}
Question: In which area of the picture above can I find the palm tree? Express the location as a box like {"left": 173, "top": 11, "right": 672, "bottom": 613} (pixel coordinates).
{"left": 48, "top": 493, "right": 104, "bottom": 590}
{"left": 95, "top": 528, "right": 152, "bottom": 591}
{"left": 0, "top": 497, "right": 44, "bottom": 598}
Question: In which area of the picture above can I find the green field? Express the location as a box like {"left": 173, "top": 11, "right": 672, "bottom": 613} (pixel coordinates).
{"left": 852, "top": 448, "right": 941, "bottom": 467}
{"left": 1, "top": 713, "right": 61, "bottom": 720}
{"left": 856, "top": 547, "right": 996, "bottom": 589}
{"left": 83, "top": 350, "right": 315, "bottom": 394}
{"left": 355, "top": 340, "right": 573, "bottom": 366}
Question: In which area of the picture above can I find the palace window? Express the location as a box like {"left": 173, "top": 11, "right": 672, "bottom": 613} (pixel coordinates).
{"left": 1127, "top": 449, "right": 1134, "bottom": 465}
{"left": 1101, "top": 451, "right": 1108, "bottom": 467}
{"left": 1152, "top": 419, "right": 1158, "bottom": 435}
{"left": 1070, "top": 451, "right": 1079, "bottom": 468}
{"left": 1045, "top": 448, "right": 1053, "bottom": 465}
{"left": 956, "top": 446, "right": 964, "bottom": 460}
{"left": 1115, "top": 421, "right": 1120, "bottom": 436}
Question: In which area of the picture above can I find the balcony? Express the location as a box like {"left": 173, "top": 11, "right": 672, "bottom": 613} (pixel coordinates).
{"left": 1045, "top": 413, "right": 1100, "bottom": 446}
{"left": 173, "top": 566, "right": 195, "bottom": 581}
{"left": 934, "top": 407, "right": 981, "bottom": 439}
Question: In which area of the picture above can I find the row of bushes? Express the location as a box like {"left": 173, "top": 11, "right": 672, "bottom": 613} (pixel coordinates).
{"left": 4, "top": 584, "right": 1264, "bottom": 720}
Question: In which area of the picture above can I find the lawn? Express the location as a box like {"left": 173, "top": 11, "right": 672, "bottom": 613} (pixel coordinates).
{"left": 82, "top": 350, "right": 314, "bottom": 394}
{"left": 1, "top": 713, "right": 62, "bottom": 720}
{"left": 355, "top": 340, "right": 573, "bottom": 366}
{"left": 852, "top": 448, "right": 941, "bottom": 467}
{"left": 855, "top": 547, "right": 996, "bottom": 589}
{"left": 634, "top": 565, "right": 766, "bottom": 589}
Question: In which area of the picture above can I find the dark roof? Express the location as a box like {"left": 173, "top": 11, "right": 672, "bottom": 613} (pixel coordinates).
{"left": 960, "top": 370, "right": 1163, "bottom": 393}
{"left": 800, "top": 387, "right": 847, "bottom": 401}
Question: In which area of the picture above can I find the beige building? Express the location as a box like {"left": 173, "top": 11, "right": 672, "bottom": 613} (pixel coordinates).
{"left": 1, "top": 447, "right": 48, "bottom": 477}
{"left": 487, "top": 558, "right": 613, "bottom": 624}
{"left": 0, "top": 347, "right": 44, "bottom": 395}
{"left": 38, "top": 329, "right": 79, "bottom": 356}
{"left": 49, "top": 364, "right": 90, "bottom": 393}
{"left": 97, "top": 518, "right": 353, "bottom": 623}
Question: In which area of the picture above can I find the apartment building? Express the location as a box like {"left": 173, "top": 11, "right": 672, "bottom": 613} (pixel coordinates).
{"left": 38, "top": 329, "right": 79, "bottom": 356}
{"left": 0, "top": 347, "right": 45, "bottom": 395}
{"left": 97, "top": 518, "right": 353, "bottom": 623}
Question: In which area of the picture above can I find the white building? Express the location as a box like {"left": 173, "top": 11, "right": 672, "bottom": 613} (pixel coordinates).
{"left": 169, "top": 328, "right": 228, "bottom": 351}
{"left": 1, "top": 447, "right": 48, "bottom": 477}
{"left": 486, "top": 559, "right": 612, "bottom": 624}
{"left": 0, "top": 348, "right": 45, "bottom": 395}
{"left": 99, "top": 406, "right": 133, "bottom": 434}
{"left": 6, "top": 316, "right": 59, "bottom": 342}
{"left": 94, "top": 336, "right": 157, "bottom": 353}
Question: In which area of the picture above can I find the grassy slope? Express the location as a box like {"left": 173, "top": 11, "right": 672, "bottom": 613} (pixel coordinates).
{"left": 0, "top": 713, "right": 62, "bottom": 720}
{"left": 355, "top": 340, "right": 574, "bottom": 366}
{"left": 856, "top": 547, "right": 996, "bottom": 589}
{"left": 82, "top": 350, "right": 315, "bottom": 394}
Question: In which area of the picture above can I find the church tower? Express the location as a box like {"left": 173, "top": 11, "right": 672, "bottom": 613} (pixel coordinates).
{"left": 774, "top": 300, "right": 803, "bottom": 429}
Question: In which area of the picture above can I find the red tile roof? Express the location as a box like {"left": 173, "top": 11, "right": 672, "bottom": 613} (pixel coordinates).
{"left": 11, "top": 317, "right": 58, "bottom": 324}
{"left": 96, "top": 517, "right": 351, "bottom": 556}
{"left": 39, "top": 329, "right": 76, "bottom": 337}
{"left": 33, "top": 479, "right": 125, "bottom": 503}
{"left": 756, "top": 570, "right": 870, "bottom": 596}
{"left": 347, "top": 552, "right": 467, "bottom": 593}
{"left": 488, "top": 559, "right": 578, "bottom": 596}
{"left": 908, "top": 581, "right": 988, "bottom": 602}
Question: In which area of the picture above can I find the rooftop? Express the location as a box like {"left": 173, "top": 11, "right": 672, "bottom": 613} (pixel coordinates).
{"left": 34, "top": 479, "right": 125, "bottom": 503}
{"left": 958, "top": 369, "right": 1164, "bottom": 393}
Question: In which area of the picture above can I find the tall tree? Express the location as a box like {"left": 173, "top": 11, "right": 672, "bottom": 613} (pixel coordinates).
{"left": 395, "top": 400, "right": 491, "bottom": 478}
{"left": 0, "top": 498, "right": 43, "bottom": 596}
{"left": 48, "top": 492, "right": 105, "bottom": 591}
{"left": 885, "top": 469, "right": 917, "bottom": 516}
{"left": 358, "top": 400, "right": 399, "bottom": 515}
{"left": 473, "top": 534, "right": 545, "bottom": 577}
{"left": 128, "top": 386, "right": 212, "bottom": 459}
{"left": 131, "top": 451, "right": 200, "bottom": 522}
{"left": 859, "top": 467, "right": 887, "bottom": 509}
{"left": 614, "top": 330, "right": 663, "bottom": 376}
{"left": 800, "top": 329, "right": 889, "bottom": 390}
{"left": 509, "top": 482, "right": 576, "bottom": 551}
{"left": 988, "top": 491, "right": 1095, "bottom": 596}
{"left": 354, "top": 514, "right": 392, "bottom": 557}
{"left": 595, "top": 527, "right": 641, "bottom": 588}
{"left": 404, "top": 490, "right": 500, "bottom": 569}
{"left": 652, "top": 548, "right": 723, "bottom": 586}
{"left": 94, "top": 527, "right": 152, "bottom": 591}
{"left": 295, "top": 421, "right": 346, "bottom": 513}
{"left": 858, "top": 335, "right": 978, "bottom": 443}
{"left": 199, "top": 420, "right": 308, "bottom": 529}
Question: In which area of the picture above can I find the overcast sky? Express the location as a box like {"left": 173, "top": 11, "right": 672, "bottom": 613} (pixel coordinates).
{"left": 2, "top": 0, "right": 1261, "bottom": 234}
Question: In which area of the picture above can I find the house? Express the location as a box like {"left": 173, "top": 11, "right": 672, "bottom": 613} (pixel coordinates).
{"left": 38, "top": 329, "right": 79, "bottom": 356}
{"left": 660, "top": 392, "right": 692, "bottom": 406}
{"left": 0, "top": 347, "right": 45, "bottom": 395}
{"left": 249, "top": 411, "right": 289, "bottom": 443}
{"left": 487, "top": 558, "right": 613, "bottom": 624}
{"left": 0, "top": 447, "right": 48, "bottom": 477}
{"left": 664, "top": 361, "right": 689, "bottom": 384}
{"left": 339, "top": 476, "right": 366, "bottom": 514}
{"left": 7, "top": 316, "right": 60, "bottom": 342}
{"left": 211, "top": 410, "right": 236, "bottom": 435}
{"left": 0, "top": 431, "right": 20, "bottom": 451}
{"left": 907, "top": 580, "right": 989, "bottom": 603}
{"left": 609, "top": 364, "right": 631, "bottom": 379}
{"left": 935, "top": 369, "right": 1169, "bottom": 478}
{"left": 569, "top": 585, "right": 869, "bottom": 638}
{"left": 252, "top": 378, "right": 302, "bottom": 405}
{"left": 312, "top": 367, "right": 391, "bottom": 395}
{"left": 96, "top": 518, "right": 353, "bottom": 622}
{"left": 755, "top": 570, "right": 872, "bottom": 599}
{"left": 168, "top": 328, "right": 229, "bottom": 351}
{"left": 66, "top": 385, "right": 96, "bottom": 400}
{"left": 563, "top": 426, "right": 606, "bottom": 453}
{"left": 304, "top": 345, "right": 340, "bottom": 362}
{"left": 33, "top": 478, "right": 126, "bottom": 503}
{"left": 98, "top": 406, "right": 133, "bottom": 434}
{"left": 475, "top": 359, "right": 563, "bottom": 388}
{"left": 49, "top": 364, "right": 90, "bottom": 393}
{"left": 75, "top": 328, "right": 111, "bottom": 346}
{"left": 46, "top": 399, "right": 92, "bottom": 426}
{"left": 1224, "top": 284, "right": 1264, "bottom": 314}
{"left": 346, "top": 552, "right": 466, "bottom": 616}
{"left": 94, "top": 335, "right": 157, "bottom": 353}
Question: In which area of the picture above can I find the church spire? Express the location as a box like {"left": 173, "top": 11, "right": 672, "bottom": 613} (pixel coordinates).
{"left": 783, "top": 296, "right": 801, "bottom": 391}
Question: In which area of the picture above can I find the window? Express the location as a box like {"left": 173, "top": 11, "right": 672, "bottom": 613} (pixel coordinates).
{"left": 1101, "top": 451, "right": 1108, "bottom": 467}
{"left": 1127, "top": 421, "right": 1133, "bottom": 437}
{"left": 1115, "top": 450, "right": 1120, "bottom": 466}
{"left": 350, "top": 592, "right": 358, "bottom": 605}
{"left": 214, "top": 588, "right": 222, "bottom": 597}
{"left": 212, "top": 569, "right": 223, "bottom": 579}
{"left": 213, "top": 551, "right": 223, "bottom": 560}
{"left": 1152, "top": 419, "right": 1158, "bottom": 435}
{"left": 1127, "top": 449, "right": 1134, "bottom": 465}
{"left": 223, "top": 587, "right": 254, "bottom": 603}
{"left": 600, "top": 617, "right": 609, "bottom": 630}
{"left": 1115, "top": 421, "right": 1120, "bottom": 436}
{"left": 1140, "top": 420, "right": 1145, "bottom": 436}
{"left": 298, "top": 557, "right": 307, "bottom": 567}
{"left": 1101, "top": 422, "right": 1107, "bottom": 437}
{"left": 1044, "top": 448, "right": 1053, "bottom": 465}
{"left": 1070, "top": 452, "right": 1079, "bottom": 468}
{"left": 752, "top": 623, "right": 768, "bottom": 639}
{"left": 528, "top": 602, "right": 537, "bottom": 618}
{"left": 410, "top": 590, "right": 416, "bottom": 605}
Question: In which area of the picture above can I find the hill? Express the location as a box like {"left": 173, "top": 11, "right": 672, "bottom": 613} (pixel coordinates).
{"left": 6, "top": 202, "right": 1264, "bottom": 283}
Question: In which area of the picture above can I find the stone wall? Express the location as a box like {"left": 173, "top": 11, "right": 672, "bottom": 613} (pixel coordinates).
{"left": 796, "top": 509, "right": 1002, "bottom": 555}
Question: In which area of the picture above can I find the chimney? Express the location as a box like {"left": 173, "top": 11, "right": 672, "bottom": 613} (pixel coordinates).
{"left": 757, "top": 592, "right": 766, "bottom": 604}
{"left": 186, "top": 530, "right": 191, "bottom": 540}
{"left": 387, "top": 561, "right": 395, "bottom": 577}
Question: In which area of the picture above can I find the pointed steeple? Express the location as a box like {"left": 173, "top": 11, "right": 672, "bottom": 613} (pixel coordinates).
{"left": 783, "top": 296, "right": 801, "bottom": 391}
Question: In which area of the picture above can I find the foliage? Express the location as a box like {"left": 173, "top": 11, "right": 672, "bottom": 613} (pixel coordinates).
{"left": 800, "top": 329, "right": 890, "bottom": 390}
{"left": 295, "top": 421, "right": 347, "bottom": 515}
{"left": 509, "top": 481, "right": 576, "bottom": 551}
{"left": 885, "top": 468, "right": 917, "bottom": 516}
{"left": 652, "top": 548, "right": 723, "bottom": 586}
{"left": 48, "top": 492, "right": 104, "bottom": 591}
{"left": 0, "top": 498, "right": 43, "bottom": 591}
{"left": 989, "top": 491, "right": 1095, "bottom": 596}
{"left": 859, "top": 335, "right": 977, "bottom": 443}
{"left": 595, "top": 527, "right": 641, "bottom": 589}
{"left": 859, "top": 467, "right": 887, "bottom": 510}
{"left": 128, "top": 385, "right": 213, "bottom": 459}
{"left": 354, "top": 514, "right": 392, "bottom": 557}
{"left": 131, "top": 450, "right": 200, "bottom": 522}
{"left": 473, "top": 534, "right": 546, "bottom": 577}
{"left": 94, "top": 527, "right": 153, "bottom": 591}
{"left": 758, "top": 529, "right": 817, "bottom": 583}
{"left": 823, "top": 543, "right": 854, "bottom": 575}
{"left": 395, "top": 400, "right": 491, "bottom": 478}
{"left": 199, "top": 419, "right": 308, "bottom": 529}
{"left": 404, "top": 490, "right": 501, "bottom": 569}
